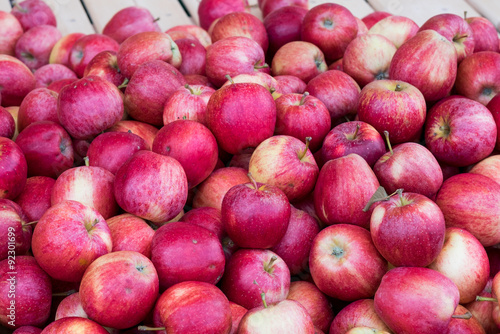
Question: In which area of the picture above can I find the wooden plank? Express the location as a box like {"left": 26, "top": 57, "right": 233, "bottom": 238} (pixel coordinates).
{"left": 180, "top": 0, "right": 201, "bottom": 25}
{"left": 0, "top": 0, "right": 11, "bottom": 12}
{"left": 466, "top": 0, "right": 500, "bottom": 30}
{"left": 309, "top": 0, "right": 374, "bottom": 19}
{"left": 367, "top": 0, "right": 481, "bottom": 26}
{"left": 139, "top": 0, "right": 193, "bottom": 31}
{"left": 42, "top": 0, "right": 95, "bottom": 35}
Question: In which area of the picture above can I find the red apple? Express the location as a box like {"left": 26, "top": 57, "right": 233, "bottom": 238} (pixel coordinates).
{"left": 46, "top": 78, "right": 76, "bottom": 93}
{"left": 0, "top": 199, "right": 32, "bottom": 261}
{"left": 103, "top": 6, "right": 161, "bottom": 44}
{"left": 106, "top": 119, "right": 158, "bottom": 150}
{"left": 424, "top": 95, "right": 497, "bottom": 166}
{"left": 264, "top": 5, "right": 308, "bottom": 57}
{"left": 465, "top": 278, "right": 497, "bottom": 334}
{"left": 15, "top": 24, "right": 61, "bottom": 71}
{"left": 466, "top": 16, "right": 499, "bottom": 53}
{"left": 175, "top": 37, "right": 206, "bottom": 76}
{"left": 34, "top": 64, "right": 77, "bottom": 89}
{"left": 106, "top": 213, "right": 154, "bottom": 258}
{"left": 301, "top": 3, "right": 358, "bottom": 62}
{"left": 0, "top": 11, "right": 24, "bottom": 56}
{"left": 469, "top": 154, "right": 500, "bottom": 185}
{"left": 13, "top": 326, "right": 42, "bottom": 334}
{"left": 197, "top": 0, "right": 250, "bottom": 30}
{"left": 362, "top": 11, "right": 392, "bottom": 30}
{"left": 4, "top": 106, "right": 19, "bottom": 140}
{"left": 13, "top": 176, "right": 55, "bottom": 222}
{"left": 368, "top": 15, "right": 419, "bottom": 48}
{"left": 183, "top": 74, "right": 215, "bottom": 87}
{"left": 55, "top": 292, "right": 87, "bottom": 320}
{"left": 0, "top": 54, "right": 36, "bottom": 107}
{"left": 41, "top": 317, "right": 108, "bottom": 333}
{"left": 11, "top": 0, "right": 56, "bottom": 31}
{"left": 31, "top": 200, "right": 112, "bottom": 282}
{"left": 114, "top": 150, "right": 188, "bottom": 224}
{"left": 220, "top": 72, "right": 279, "bottom": 98}
{"left": 49, "top": 32, "right": 85, "bottom": 67}
{"left": 309, "top": 224, "right": 388, "bottom": 300}
{"left": 260, "top": 0, "right": 307, "bottom": 18}
{"left": 446, "top": 304, "right": 486, "bottom": 334}
{"left": 69, "top": 34, "right": 120, "bottom": 78}
{"left": 17, "top": 88, "right": 58, "bottom": 132}
{"left": 345, "top": 328, "right": 390, "bottom": 334}
{"left": 179, "top": 207, "right": 224, "bottom": 241}
{"left": 0, "top": 106, "right": 15, "bottom": 139}
{"left": 229, "top": 302, "right": 247, "bottom": 334}
{"left": 163, "top": 84, "right": 215, "bottom": 126}
{"left": 166, "top": 24, "right": 212, "bottom": 49}
{"left": 274, "top": 75, "right": 306, "bottom": 94}
{"left": 83, "top": 50, "right": 126, "bottom": 87}
{"left": 329, "top": 299, "right": 391, "bottom": 334}
{"left": 389, "top": 30, "right": 457, "bottom": 102}
{"left": 0, "top": 137, "right": 27, "bottom": 200}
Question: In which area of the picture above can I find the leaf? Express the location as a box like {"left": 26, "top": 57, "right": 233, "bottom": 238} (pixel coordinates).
{"left": 363, "top": 186, "right": 389, "bottom": 212}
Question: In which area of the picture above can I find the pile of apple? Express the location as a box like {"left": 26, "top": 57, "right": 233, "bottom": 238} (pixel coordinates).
{"left": 1, "top": 0, "right": 500, "bottom": 332}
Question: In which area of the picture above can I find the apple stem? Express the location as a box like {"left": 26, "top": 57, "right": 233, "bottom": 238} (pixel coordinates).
{"left": 299, "top": 92, "right": 309, "bottom": 105}
{"left": 153, "top": 17, "right": 160, "bottom": 22}
{"left": 13, "top": 2, "right": 26, "bottom": 12}
{"left": 24, "top": 220, "right": 38, "bottom": 226}
{"left": 225, "top": 75, "right": 235, "bottom": 85}
{"left": 476, "top": 296, "right": 498, "bottom": 302}
{"left": 52, "top": 289, "right": 77, "bottom": 297}
{"left": 397, "top": 189, "right": 405, "bottom": 206}
{"left": 451, "top": 311, "right": 472, "bottom": 319}
{"left": 264, "top": 256, "right": 277, "bottom": 273}
{"left": 454, "top": 34, "right": 469, "bottom": 42}
{"left": 247, "top": 173, "right": 259, "bottom": 190}
{"left": 394, "top": 84, "right": 403, "bottom": 92}
{"left": 351, "top": 123, "right": 361, "bottom": 139}
{"left": 83, "top": 156, "right": 90, "bottom": 167}
{"left": 298, "top": 137, "right": 312, "bottom": 160}
{"left": 261, "top": 292, "right": 268, "bottom": 308}
{"left": 137, "top": 326, "right": 166, "bottom": 331}
{"left": 184, "top": 84, "right": 195, "bottom": 94}
{"left": 464, "top": 11, "right": 468, "bottom": 20}
{"left": 254, "top": 63, "right": 269, "bottom": 69}
{"left": 383, "top": 131, "right": 393, "bottom": 155}
{"left": 118, "top": 78, "right": 129, "bottom": 89}
{"left": 270, "top": 87, "right": 276, "bottom": 94}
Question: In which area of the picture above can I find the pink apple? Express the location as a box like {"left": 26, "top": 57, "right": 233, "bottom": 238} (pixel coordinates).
{"left": 486, "top": 95, "right": 500, "bottom": 151}
{"left": 309, "top": 223, "right": 388, "bottom": 300}
{"left": 69, "top": 34, "right": 120, "bottom": 78}
{"left": 31, "top": 200, "right": 112, "bottom": 282}
{"left": 0, "top": 137, "right": 27, "bottom": 200}
{"left": 362, "top": 11, "right": 392, "bottom": 29}
{"left": 368, "top": 15, "right": 419, "bottom": 48}
{"left": 0, "top": 199, "right": 32, "bottom": 260}
{"left": 184, "top": 73, "right": 215, "bottom": 87}
{"left": 106, "top": 119, "right": 158, "bottom": 150}
{"left": 55, "top": 292, "right": 87, "bottom": 320}
{"left": 355, "top": 17, "right": 368, "bottom": 36}
{"left": 179, "top": 207, "right": 224, "bottom": 241}
{"left": 424, "top": 95, "right": 497, "bottom": 167}
{"left": 464, "top": 278, "right": 497, "bottom": 334}
{"left": 15, "top": 24, "right": 61, "bottom": 71}
{"left": 274, "top": 75, "right": 306, "bottom": 94}
{"left": 260, "top": 0, "right": 307, "bottom": 17}
{"left": 13, "top": 176, "right": 54, "bottom": 222}
{"left": 220, "top": 72, "right": 279, "bottom": 97}
{"left": 197, "top": 0, "right": 250, "bottom": 30}
{"left": 83, "top": 50, "right": 126, "bottom": 87}
{"left": 166, "top": 25, "right": 212, "bottom": 49}
{"left": 103, "top": 6, "right": 161, "bottom": 43}
{"left": 13, "top": 326, "right": 42, "bottom": 334}
{"left": 329, "top": 299, "right": 391, "bottom": 334}
{"left": 466, "top": 16, "right": 499, "bottom": 52}
{"left": 301, "top": 3, "right": 358, "bottom": 62}
{"left": 17, "top": 88, "right": 58, "bottom": 132}
{"left": 175, "top": 37, "right": 206, "bottom": 76}
{"left": 34, "top": 64, "right": 77, "bottom": 89}
{"left": 106, "top": 213, "right": 154, "bottom": 258}
{"left": 389, "top": 30, "right": 457, "bottom": 102}
{"left": 229, "top": 302, "right": 247, "bottom": 334}
{"left": 469, "top": 154, "right": 500, "bottom": 185}
{"left": 0, "top": 11, "right": 24, "bottom": 56}
{"left": 0, "top": 54, "right": 36, "bottom": 107}
{"left": 264, "top": 5, "right": 308, "bottom": 57}
{"left": 41, "top": 318, "right": 108, "bottom": 333}
{"left": 3, "top": 106, "right": 18, "bottom": 140}
{"left": 46, "top": 78, "right": 76, "bottom": 93}
{"left": 446, "top": 304, "right": 486, "bottom": 334}
{"left": 163, "top": 84, "right": 215, "bottom": 126}
{"left": 0, "top": 107, "right": 15, "bottom": 139}
{"left": 49, "top": 32, "right": 85, "bottom": 67}
{"left": 11, "top": 0, "right": 56, "bottom": 31}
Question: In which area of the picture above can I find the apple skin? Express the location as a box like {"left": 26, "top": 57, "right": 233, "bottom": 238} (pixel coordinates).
{"left": 357, "top": 79, "right": 426, "bottom": 144}
{"left": 329, "top": 299, "right": 391, "bottom": 334}
{"left": 46, "top": 78, "right": 77, "bottom": 93}
{"left": 428, "top": 227, "right": 489, "bottom": 304}
{"left": 103, "top": 6, "right": 161, "bottom": 44}
{"left": 0, "top": 54, "right": 36, "bottom": 107}
{"left": 466, "top": 16, "right": 499, "bottom": 53}
{"left": 152, "top": 120, "right": 218, "bottom": 189}
{"left": 238, "top": 299, "right": 315, "bottom": 334}
{"left": 0, "top": 107, "right": 15, "bottom": 139}
{"left": 14, "top": 176, "right": 55, "bottom": 222}
{"left": 314, "top": 154, "right": 380, "bottom": 228}
{"left": 301, "top": 3, "right": 358, "bottom": 62}
{"left": 0, "top": 11, "right": 24, "bottom": 56}
{"left": 309, "top": 224, "right": 388, "bottom": 301}
{"left": 424, "top": 96, "right": 497, "bottom": 167}
{"left": 389, "top": 30, "right": 458, "bottom": 102}
{"left": 198, "top": 0, "right": 249, "bottom": 30}
{"left": 260, "top": 0, "right": 307, "bottom": 17}
{"left": 469, "top": 155, "right": 500, "bottom": 185}
{"left": 206, "top": 82, "right": 276, "bottom": 154}
{"left": 343, "top": 34, "right": 397, "bottom": 87}
{"left": 106, "top": 213, "right": 154, "bottom": 258}
{"left": 106, "top": 120, "right": 158, "bottom": 150}
{"left": 220, "top": 72, "right": 279, "bottom": 97}
{"left": 374, "top": 267, "right": 460, "bottom": 334}
{"left": 274, "top": 75, "right": 306, "bottom": 94}
{"left": 486, "top": 94, "right": 500, "bottom": 150}
{"left": 362, "top": 11, "right": 392, "bottom": 29}
{"left": 49, "top": 32, "right": 85, "bottom": 67}
{"left": 321, "top": 121, "right": 386, "bottom": 167}
{"left": 31, "top": 200, "right": 112, "bottom": 282}
{"left": 368, "top": 15, "right": 419, "bottom": 48}
{"left": 373, "top": 143, "right": 443, "bottom": 199}
{"left": 436, "top": 173, "right": 500, "bottom": 247}
{"left": 114, "top": 150, "right": 188, "bottom": 224}
{"left": 69, "top": 34, "right": 120, "bottom": 78}
{"left": 305, "top": 70, "right": 360, "bottom": 121}
{"left": 15, "top": 24, "right": 61, "bottom": 71}
{"left": 58, "top": 75, "right": 124, "bottom": 140}
{"left": 464, "top": 278, "right": 497, "bottom": 334}
{"left": 10, "top": 0, "right": 56, "bottom": 31}
{"left": 445, "top": 304, "right": 486, "bottom": 334}
{"left": 286, "top": 280, "right": 334, "bottom": 332}
{"left": 83, "top": 50, "right": 126, "bottom": 87}
{"left": 40, "top": 317, "right": 108, "bottom": 333}
{"left": 175, "top": 37, "right": 207, "bottom": 76}
{"left": 192, "top": 167, "right": 250, "bottom": 210}
{"left": 370, "top": 192, "right": 446, "bottom": 267}
{"left": 15, "top": 121, "right": 74, "bottom": 178}
{"left": 229, "top": 302, "right": 247, "bottom": 334}
{"left": 455, "top": 51, "right": 500, "bottom": 105}
{"left": 55, "top": 292, "right": 87, "bottom": 320}
{"left": 154, "top": 281, "right": 232, "bottom": 333}
{"left": 274, "top": 93, "right": 331, "bottom": 153}
{"left": 179, "top": 207, "right": 224, "bottom": 241}
{"left": 0, "top": 256, "right": 51, "bottom": 329}
{"left": 418, "top": 13, "right": 475, "bottom": 63}
{"left": 0, "top": 137, "right": 28, "bottom": 200}
{"left": 124, "top": 60, "right": 186, "bottom": 126}
{"left": 34, "top": 64, "right": 78, "bottom": 89}
{"left": 80, "top": 251, "right": 159, "bottom": 329}
{"left": 17, "top": 88, "right": 58, "bottom": 132}
{"left": 264, "top": 6, "right": 308, "bottom": 57}
{"left": 0, "top": 199, "right": 32, "bottom": 261}
{"left": 271, "top": 41, "right": 328, "bottom": 83}
{"left": 13, "top": 326, "right": 43, "bottom": 334}
{"left": 163, "top": 84, "right": 215, "bottom": 126}
{"left": 222, "top": 179, "right": 291, "bottom": 249}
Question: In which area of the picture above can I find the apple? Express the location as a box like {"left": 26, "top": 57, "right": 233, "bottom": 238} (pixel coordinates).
{"left": 15, "top": 24, "right": 61, "bottom": 71}
{"left": 0, "top": 11, "right": 24, "bottom": 56}
{"left": 362, "top": 11, "right": 392, "bottom": 29}
{"left": 248, "top": 135, "right": 319, "bottom": 201}
{"left": 83, "top": 50, "right": 126, "bottom": 87}
{"left": 58, "top": 75, "right": 124, "bottom": 139}
{"left": 286, "top": 280, "right": 334, "bottom": 332}
{"left": 329, "top": 299, "right": 391, "bottom": 334}
{"left": 0, "top": 107, "right": 15, "bottom": 139}
{"left": 368, "top": 15, "right": 419, "bottom": 48}
{"left": 14, "top": 176, "right": 54, "bottom": 222}
{"left": 264, "top": 6, "right": 308, "bottom": 57}
{"left": 389, "top": 30, "right": 457, "bottom": 102}
{"left": 314, "top": 153, "right": 380, "bottom": 228}
{"left": 301, "top": 3, "right": 358, "bottom": 62}
{"left": 309, "top": 223, "right": 388, "bottom": 300}
{"left": 220, "top": 249, "right": 290, "bottom": 309}
{"left": 424, "top": 96, "right": 497, "bottom": 167}
{"left": 49, "top": 32, "right": 85, "bottom": 67}
{"left": 15, "top": 121, "right": 74, "bottom": 178}
{"left": 229, "top": 302, "right": 247, "bottom": 334}
{"left": 469, "top": 155, "right": 500, "bottom": 185}
{"left": 114, "top": 150, "right": 187, "bottom": 224}
{"left": 274, "top": 92, "right": 331, "bottom": 153}
{"left": 0, "top": 54, "right": 36, "bottom": 107}
{"left": 117, "top": 31, "right": 181, "bottom": 79}
{"left": 446, "top": 304, "right": 485, "bottom": 334}
{"left": 69, "top": 34, "right": 120, "bottom": 78}
{"left": 103, "top": 6, "right": 161, "bottom": 43}
{"left": 13, "top": 326, "right": 42, "bottom": 334}
{"left": 305, "top": 70, "right": 360, "bottom": 121}
{"left": 34, "top": 64, "right": 78, "bottom": 89}
{"left": 55, "top": 292, "right": 87, "bottom": 320}
{"left": 374, "top": 267, "right": 460, "bottom": 334}
{"left": 192, "top": 167, "right": 250, "bottom": 209}
{"left": 455, "top": 51, "right": 500, "bottom": 105}
{"left": 271, "top": 41, "right": 327, "bottom": 83}
{"left": 184, "top": 74, "right": 215, "bottom": 88}
{"left": 152, "top": 120, "right": 218, "bottom": 188}
{"left": 17, "top": 88, "right": 58, "bottom": 132}
{"left": 163, "top": 84, "right": 215, "bottom": 126}
{"left": 274, "top": 75, "right": 306, "bottom": 94}
{"left": 464, "top": 278, "right": 497, "bottom": 334}
{"left": 0, "top": 199, "right": 32, "bottom": 261}
{"left": 0, "top": 137, "right": 27, "bottom": 200}
{"left": 355, "top": 17, "right": 368, "bottom": 36}
{"left": 41, "top": 317, "right": 108, "bottom": 333}
{"left": 10, "top": 0, "right": 56, "bottom": 31}
{"left": 486, "top": 94, "right": 500, "bottom": 151}
{"left": 166, "top": 24, "right": 212, "bottom": 49}
{"left": 260, "top": 0, "right": 307, "bottom": 17}
{"left": 46, "top": 78, "right": 76, "bottom": 93}
{"left": 0, "top": 256, "right": 51, "bottom": 329}
{"left": 345, "top": 327, "right": 390, "bottom": 334}
{"left": 436, "top": 173, "right": 500, "bottom": 247}
{"left": 179, "top": 207, "right": 224, "bottom": 241}
{"left": 197, "top": 0, "right": 250, "bottom": 30}
{"left": 175, "top": 37, "right": 207, "bottom": 76}
{"left": 466, "top": 16, "right": 499, "bottom": 52}
{"left": 106, "top": 119, "right": 158, "bottom": 150}
{"left": 343, "top": 34, "right": 397, "bottom": 87}
{"left": 321, "top": 121, "right": 386, "bottom": 167}
{"left": 418, "top": 13, "right": 475, "bottom": 62}
{"left": 105, "top": 214, "right": 154, "bottom": 258}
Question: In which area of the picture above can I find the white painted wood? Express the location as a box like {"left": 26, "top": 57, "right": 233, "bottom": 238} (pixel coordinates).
{"left": 309, "top": 0, "right": 374, "bottom": 19}
{"left": 176, "top": 0, "right": 200, "bottom": 25}
{"left": 466, "top": 0, "right": 500, "bottom": 30}
{"left": 0, "top": 0, "right": 11, "bottom": 12}
{"left": 139, "top": 0, "right": 193, "bottom": 31}
{"left": 43, "top": 0, "right": 95, "bottom": 35}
